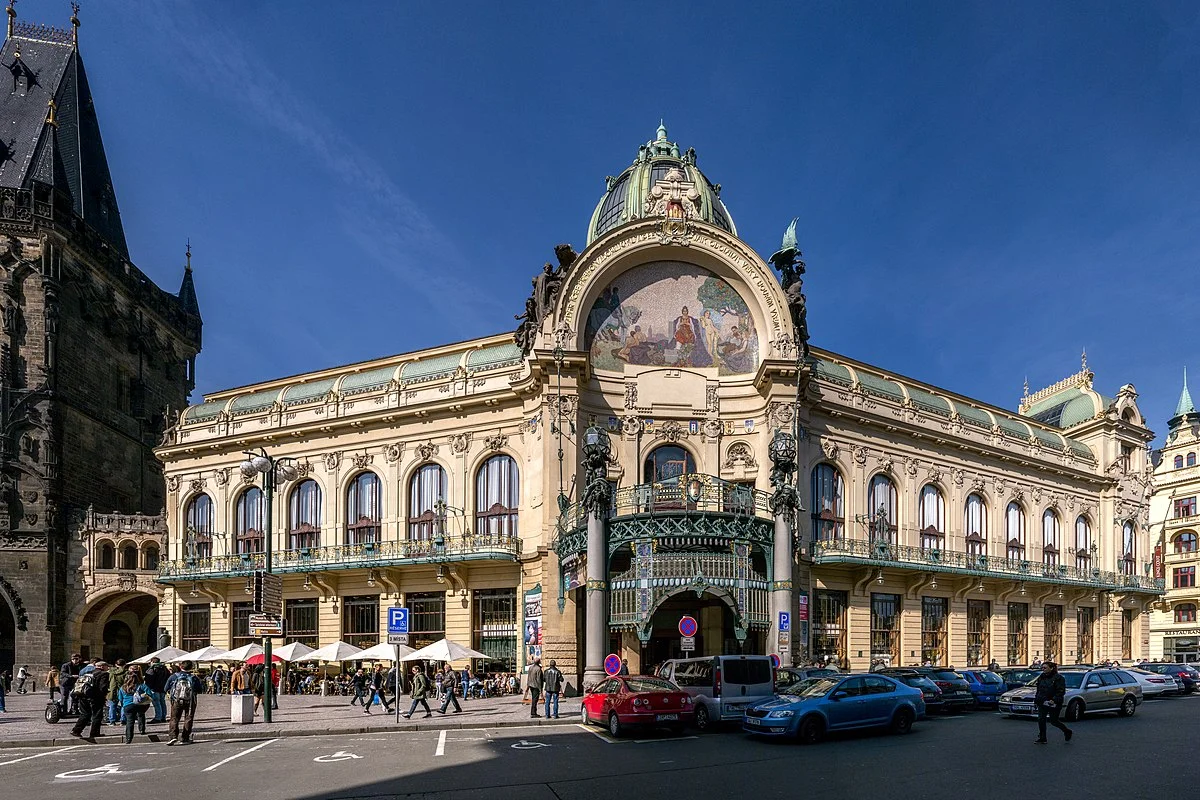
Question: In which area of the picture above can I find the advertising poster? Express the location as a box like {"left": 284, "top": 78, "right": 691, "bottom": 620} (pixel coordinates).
{"left": 524, "top": 584, "right": 543, "bottom": 663}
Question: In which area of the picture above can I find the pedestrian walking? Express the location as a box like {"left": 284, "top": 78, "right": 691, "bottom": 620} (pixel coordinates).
{"left": 543, "top": 659, "right": 563, "bottom": 719}
{"left": 69, "top": 660, "right": 110, "bottom": 742}
{"left": 46, "top": 666, "right": 59, "bottom": 702}
{"left": 106, "top": 658, "right": 127, "bottom": 725}
{"left": 144, "top": 657, "right": 169, "bottom": 723}
{"left": 15, "top": 665, "right": 28, "bottom": 694}
{"left": 437, "top": 663, "right": 462, "bottom": 714}
{"left": 164, "top": 661, "right": 204, "bottom": 746}
{"left": 211, "top": 665, "right": 226, "bottom": 695}
{"left": 366, "top": 664, "right": 393, "bottom": 714}
{"left": 59, "top": 653, "right": 83, "bottom": 715}
{"left": 1033, "top": 661, "right": 1073, "bottom": 744}
{"left": 251, "top": 665, "right": 267, "bottom": 715}
{"left": 118, "top": 667, "right": 151, "bottom": 744}
{"left": 350, "top": 668, "right": 369, "bottom": 706}
{"left": 618, "top": 658, "right": 630, "bottom": 676}
{"left": 527, "top": 657, "right": 544, "bottom": 718}
{"left": 401, "top": 665, "right": 432, "bottom": 719}
{"left": 230, "top": 663, "right": 249, "bottom": 695}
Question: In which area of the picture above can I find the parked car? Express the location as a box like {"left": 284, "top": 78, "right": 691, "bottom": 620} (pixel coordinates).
{"left": 581, "top": 675, "right": 694, "bottom": 737}
{"left": 892, "top": 668, "right": 975, "bottom": 711}
{"left": 1137, "top": 663, "right": 1199, "bottom": 694}
{"left": 875, "top": 669, "right": 943, "bottom": 713}
{"left": 776, "top": 667, "right": 842, "bottom": 693}
{"left": 1126, "top": 667, "right": 1175, "bottom": 697}
{"left": 659, "top": 655, "right": 775, "bottom": 731}
{"left": 743, "top": 673, "right": 925, "bottom": 743}
{"left": 958, "top": 670, "right": 1006, "bottom": 706}
{"left": 998, "top": 667, "right": 1142, "bottom": 721}
{"left": 997, "top": 668, "right": 1040, "bottom": 693}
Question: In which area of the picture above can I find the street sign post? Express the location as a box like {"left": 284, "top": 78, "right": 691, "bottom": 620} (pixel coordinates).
{"left": 678, "top": 616, "right": 698, "bottom": 637}
{"left": 769, "top": 654, "right": 781, "bottom": 669}
{"left": 779, "top": 611, "right": 790, "bottom": 632}
{"left": 253, "top": 571, "right": 284, "bottom": 616}
{"left": 778, "top": 630, "right": 790, "bottom": 650}
{"left": 680, "top": 636, "right": 695, "bottom": 652}
{"left": 604, "top": 654, "right": 622, "bottom": 676}
{"left": 388, "top": 607, "right": 409, "bottom": 634}
{"left": 387, "top": 632, "right": 409, "bottom": 645}
{"left": 249, "top": 614, "right": 284, "bottom": 637}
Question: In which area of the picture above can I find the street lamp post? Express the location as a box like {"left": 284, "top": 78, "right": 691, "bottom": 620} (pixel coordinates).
{"left": 239, "top": 449, "right": 298, "bottom": 724}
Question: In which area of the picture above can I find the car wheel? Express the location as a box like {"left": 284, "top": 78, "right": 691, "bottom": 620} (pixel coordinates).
{"left": 607, "top": 712, "right": 623, "bottom": 738}
{"left": 797, "top": 714, "right": 824, "bottom": 745}
{"left": 1064, "top": 699, "right": 1084, "bottom": 722}
{"left": 890, "top": 707, "right": 915, "bottom": 735}
{"left": 693, "top": 704, "right": 711, "bottom": 732}
{"left": 44, "top": 703, "right": 60, "bottom": 724}
{"left": 1118, "top": 695, "right": 1137, "bottom": 717}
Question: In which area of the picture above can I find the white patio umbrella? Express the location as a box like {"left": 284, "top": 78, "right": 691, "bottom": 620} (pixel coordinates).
{"left": 273, "top": 642, "right": 316, "bottom": 661}
{"left": 294, "top": 641, "right": 364, "bottom": 663}
{"left": 181, "top": 645, "right": 231, "bottom": 663}
{"left": 400, "top": 638, "right": 488, "bottom": 663}
{"left": 355, "top": 642, "right": 415, "bottom": 661}
{"left": 129, "top": 645, "right": 188, "bottom": 665}
{"left": 220, "top": 642, "right": 264, "bottom": 662}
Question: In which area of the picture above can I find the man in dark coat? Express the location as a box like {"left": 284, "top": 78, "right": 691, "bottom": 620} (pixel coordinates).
{"left": 1033, "top": 661, "right": 1073, "bottom": 744}
{"left": 58, "top": 653, "right": 83, "bottom": 715}
{"left": 69, "top": 661, "right": 110, "bottom": 742}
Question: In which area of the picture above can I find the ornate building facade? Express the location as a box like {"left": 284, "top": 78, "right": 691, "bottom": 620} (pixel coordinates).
{"left": 0, "top": 7, "right": 201, "bottom": 673}
{"left": 156, "top": 124, "right": 1160, "bottom": 692}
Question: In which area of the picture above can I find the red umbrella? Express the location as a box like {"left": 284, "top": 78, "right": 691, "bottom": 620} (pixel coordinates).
{"left": 244, "top": 653, "right": 284, "bottom": 665}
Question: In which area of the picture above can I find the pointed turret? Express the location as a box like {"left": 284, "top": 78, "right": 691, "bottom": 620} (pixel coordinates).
{"left": 1168, "top": 367, "right": 1199, "bottom": 431}
{"left": 178, "top": 241, "right": 201, "bottom": 319}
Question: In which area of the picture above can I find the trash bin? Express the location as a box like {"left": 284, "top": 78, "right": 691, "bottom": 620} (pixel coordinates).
{"left": 231, "top": 694, "right": 254, "bottom": 724}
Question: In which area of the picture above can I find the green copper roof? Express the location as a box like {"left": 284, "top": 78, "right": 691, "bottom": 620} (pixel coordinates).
{"left": 400, "top": 352, "right": 464, "bottom": 383}
{"left": 856, "top": 372, "right": 904, "bottom": 402}
{"left": 1031, "top": 427, "right": 1064, "bottom": 449}
{"left": 952, "top": 402, "right": 994, "bottom": 430}
{"left": 813, "top": 358, "right": 853, "bottom": 387}
{"left": 185, "top": 400, "right": 225, "bottom": 422}
{"left": 1176, "top": 368, "right": 1196, "bottom": 418}
{"left": 907, "top": 386, "right": 951, "bottom": 417}
{"left": 467, "top": 342, "right": 523, "bottom": 372}
{"left": 281, "top": 378, "right": 337, "bottom": 406}
{"left": 229, "top": 388, "right": 280, "bottom": 416}
{"left": 996, "top": 417, "right": 1031, "bottom": 440}
{"left": 340, "top": 366, "right": 398, "bottom": 395}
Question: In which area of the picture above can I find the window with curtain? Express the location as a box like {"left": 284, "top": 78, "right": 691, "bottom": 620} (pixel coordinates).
{"left": 1120, "top": 521, "right": 1137, "bottom": 576}
{"left": 810, "top": 465, "right": 844, "bottom": 542}
{"left": 964, "top": 494, "right": 987, "bottom": 557}
{"left": 1005, "top": 503, "right": 1025, "bottom": 561}
{"left": 472, "top": 588, "right": 518, "bottom": 672}
{"left": 643, "top": 445, "right": 695, "bottom": 483}
{"left": 288, "top": 479, "right": 322, "bottom": 550}
{"left": 185, "top": 494, "right": 214, "bottom": 559}
{"left": 1074, "top": 516, "right": 1092, "bottom": 571}
{"left": 867, "top": 475, "right": 898, "bottom": 544}
{"left": 408, "top": 464, "right": 447, "bottom": 540}
{"left": 918, "top": 484, "right": 945, "bottom": 551}
{"left": 347, "top": 472, "right": 382, "bottom": 545}
{"left": 1041, "top": 510, "right": 1060, "bottom": 567}
{"left": 1175, "top": 531, "right": 1198, "bottom": 553}
{"left": 475, "top": 455, "right": 519, "bottom": 540}
{"left": 236, "top": 487, "right": 265, "bottom": 554}
{"left": 1176, "top": 604, "right": 1198, "bottom": 624}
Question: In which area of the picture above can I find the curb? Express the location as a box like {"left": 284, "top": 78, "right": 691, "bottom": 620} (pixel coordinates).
{"left": 0, "top": 715, "right": 582, "bottom": 749}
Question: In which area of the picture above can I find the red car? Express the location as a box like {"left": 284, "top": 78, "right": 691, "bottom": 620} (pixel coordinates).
{"left": 582, "top": 675, "right": 694, "bottom": 737}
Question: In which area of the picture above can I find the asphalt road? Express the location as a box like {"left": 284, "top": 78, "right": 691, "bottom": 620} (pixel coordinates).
{"left": 2, "top": 694, "right": 1195, "bottom": 799}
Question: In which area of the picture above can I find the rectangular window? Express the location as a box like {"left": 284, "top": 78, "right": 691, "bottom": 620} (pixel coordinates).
{"left": 812, "top": 590, "right": 848, "bottom": 668}
{"left": 472, "top": 588, "right": 518, "bottom": 672}
{"left": 286, "top": 598, "right": 319, "bottom": 649}
{"left": 407, "top": 591, "right": 446, "bottom": 649}
{"left": 1121, "top": 609, "right": 1135, "bottom": 661}
{"left": 180, "top": 604, "right": 210, "bottom": 653}
{"left": 1175, "top": 497, "right": 1197, "bottom": 518}
{"left": 966, "top": 600, "right": 990, "bottom": 667}
{"left": 921, "top": 597, "right": 949, "bottom": 666}
{"left": 870, "top": 593, "right": 901, "bottom": 667}
{"left": 1174, "top": 567, "right": 1197, "bottom": 589}
{"left": 231, "top": 601, "right": 254, "bottom": 651}
{"left": 1043, "top": 604, "right": 1062, "bottom": 664}
{"left": 342, "top": 595, "right": 379, "bottom": 649}
{"left": 1077, "top": 607, "right": 1095, "bottom": 664}
{"left": 1007, "top": 602, "right": 1028, "bottom": 666}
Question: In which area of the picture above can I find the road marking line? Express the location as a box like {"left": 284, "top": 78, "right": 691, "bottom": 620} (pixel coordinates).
{"left": 0, "top": 745, "right": 83, "bottom": 766}
{"left": 201, "top": 738, "right": 279, "bottom": 772}
{"left": 435, "top": 730, "right": 447, "bottom": 757}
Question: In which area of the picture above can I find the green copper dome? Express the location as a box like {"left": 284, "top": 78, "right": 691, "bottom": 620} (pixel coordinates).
{"left": 586, "top": 123, "right": 736, "bottom": 245}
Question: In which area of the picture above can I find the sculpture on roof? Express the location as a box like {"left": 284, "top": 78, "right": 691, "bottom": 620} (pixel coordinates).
{"left": 769, "top": 218, "right": 810, "bottom": 359}
{"left": 515, "top": 243, "right": 578, "bottom": 355}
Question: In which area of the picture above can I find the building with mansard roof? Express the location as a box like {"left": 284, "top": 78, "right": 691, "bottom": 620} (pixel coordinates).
{"left": 155, "top": 123, "right": 1161, "bottom": 692}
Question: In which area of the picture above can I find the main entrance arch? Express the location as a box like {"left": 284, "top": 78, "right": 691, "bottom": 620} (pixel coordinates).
{"left": 74, "top": 592, "right": 159, "bottom": 662}
{"left": 639, "top": 589, "right": 763, "bottom": 669}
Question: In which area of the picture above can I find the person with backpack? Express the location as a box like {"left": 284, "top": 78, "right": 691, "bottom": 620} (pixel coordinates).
{"left": 144, "top": 658, "right": 169, "bottom": 723}
{"left": 251, "top": 665, "right": 266, "bottom": 715}
{"left": 543, "top": 659, "right": 564, "bottom": 719}
{"left": 437, "top": 663, "right": 462, "bottom": 714}
{"left": 69, "top": 660, "right": 110, "bottom": 742}
{"left": 164, "top": 661, "right": 204, "bottom": 746}
{"left": 106, "top": 659, "right": 127, "bottom": 725}
{"left": 118, "top": 666, "right": 152, "bottom": 744}
{"left": 210, "top": 665, "right": 226, "bottom": 695}
{"left": 401, "top": 665, "right": 432, "bottom": 719}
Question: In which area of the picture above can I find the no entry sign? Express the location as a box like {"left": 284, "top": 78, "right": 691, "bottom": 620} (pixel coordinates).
{"left": 678, "top": 615, "right": 698, "bottom": 637}
{"left": 604, "top": 653, "right": 622, "bottom": 676}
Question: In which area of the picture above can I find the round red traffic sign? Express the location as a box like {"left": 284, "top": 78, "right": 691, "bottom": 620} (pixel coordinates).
{"left": 678, "top": 615, "right": 698, "bottom": 637}
{"left": 769, "top": 653, "right": 781, "bottom": 669}
{"left": 604, "top": 653, "right": 622, "bottom": 676}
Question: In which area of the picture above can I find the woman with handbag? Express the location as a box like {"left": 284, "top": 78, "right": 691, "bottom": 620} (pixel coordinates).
{"left": 118, "top": 666, "right": 152, "bottom": 744}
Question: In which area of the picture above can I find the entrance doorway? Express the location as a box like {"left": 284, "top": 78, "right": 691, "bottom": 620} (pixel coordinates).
{"left": 0, "top": 597, "right": 14, "bottom": 673}
{"left": 639, "top": 591, "right": 758, "bottom": 672}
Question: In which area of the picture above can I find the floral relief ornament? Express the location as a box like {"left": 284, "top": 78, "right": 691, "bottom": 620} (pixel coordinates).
{"left": 322, "top": 451, "right": 342, "bottom": 472}
{"left": 659, "top": 420, "right": 686, "bottom": 443}
{"left": 852, "top": 445, "right": 868, "bottom": 466}
{"left": 703, "top": 419, "right": 723, "bottom": 440}
{"left": 622, "top": 415, "right": 642, "bottom": 436}
{"left": 351, "top": 452, "right": 373, "bottom": 470}
{"left": 820, "top": 438, "right": 838, "bottom": 461}
{"left": 484, "top": 433, "right": 508, "bottom": 451}
{"left": 727, "top": 441, "right": 756, "bottom": 467}
{"left": 384, "top": 444, "right": 403, "bottom": 463}
{"left": 416, "top": 441, "right": 438, "bottom": 461}
{"left": 450, "top": 433, "right": 471, "bottom": 454}
{"left": 166, "top": 475, "right": 180, "bottom": 494}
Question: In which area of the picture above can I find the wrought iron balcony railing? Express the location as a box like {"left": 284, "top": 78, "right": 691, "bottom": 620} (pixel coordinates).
{"left": 558, "top": 474, "right": 773, "bottom": 531}
{"left": 157, "top": 534, "right": 520, "bottom": 581}
{"left": 812, "top": 537, "right": 1165, "bottom": 593}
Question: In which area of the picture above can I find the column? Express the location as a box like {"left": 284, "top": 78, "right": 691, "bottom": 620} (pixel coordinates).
{"left": 772, "top": 511, "right": 794, "bottom": 666}
{"left": 583, "top": 510, "right": 607, "bottom": 688}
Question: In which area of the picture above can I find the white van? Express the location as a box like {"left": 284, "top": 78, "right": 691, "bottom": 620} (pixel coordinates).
{"left": 658, "top": 655, "right": 775, "bottom": 730}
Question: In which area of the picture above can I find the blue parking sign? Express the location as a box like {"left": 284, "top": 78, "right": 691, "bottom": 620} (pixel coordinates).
{"left": 388, "top": 607, "right": 409, "bottom": 634}
{"left": 779, "top": 611, "right": 790, "bottom": 632}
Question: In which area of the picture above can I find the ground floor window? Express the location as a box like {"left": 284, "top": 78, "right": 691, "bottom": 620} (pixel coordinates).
{"left": 408, "top": 592, "right": 446, "bottom": 649}
{"left": 1007, "top": 602, "right": 1028, "bottom": 665}
{"left": 180, "top": 604, "right": 210, "bottom": 653}
{"left": 231, "top": 602, "right": 254, "bottom": 651}
{"left": 966, "top": 600, "right": 990, "bottom": 666}
{"left": 812, "top": 590, "right": 848, "bottom": 668}
{"left": 1121, "top": 609, "right": 1134, "bottom": 661}
{"left": 286, "top": 598, "right": 319, "bottom": 649}
{"left": 343, "top": 595, "right": 380, "bottom": 649}
{"left": 871, "top": 593, "right": 901, "bottom": 668}
{"left": 473, "top": 588, "right": 517, "bottom": 672}
{"left": 1043, "top": 604, "right": 1062, "bottom": 664}
{"left": 921, "top": 597, "right": 948, "bottom": 665}
{"left": 1165, "top": 637, "right": 1200, "bottom": 664}
{"left": 1077, "top": 607, "right": 1095, "bottom": 664}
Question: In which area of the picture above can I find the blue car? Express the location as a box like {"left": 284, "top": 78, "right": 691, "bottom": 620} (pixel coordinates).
{"left": 958, "top": 670, "right": 1005, "bottom": 706}
{"left": 742, "top": 673, "right": 925, "bottom": 743}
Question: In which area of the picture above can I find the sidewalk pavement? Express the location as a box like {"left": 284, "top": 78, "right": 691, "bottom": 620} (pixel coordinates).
{"left": 0, "top": 690, "right": 582, "bottom": 748}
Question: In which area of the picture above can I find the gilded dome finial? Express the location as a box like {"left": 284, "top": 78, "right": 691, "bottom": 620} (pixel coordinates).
{"left": 45, "top": 98, "right": 58, "bottom": 128}
{"left": 656, "top": 120, "right": 668, "bottom": 141}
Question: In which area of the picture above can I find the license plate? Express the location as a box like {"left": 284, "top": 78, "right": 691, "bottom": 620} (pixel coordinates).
{"left": 1014, "top": 704, "right": 1033, "bottom": 712}
{"left": 745, "top": 717, "right": 761, "bottom": 726}
{"left": 725, "top": 703, "right": 745, "bottom": 712}
{"left": 656, "top": 713, "right": 679, "bottom": 722}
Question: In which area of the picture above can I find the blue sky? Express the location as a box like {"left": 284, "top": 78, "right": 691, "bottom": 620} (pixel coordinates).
{"left": 39, "top": 1, "right": 1200, "bottom": 441}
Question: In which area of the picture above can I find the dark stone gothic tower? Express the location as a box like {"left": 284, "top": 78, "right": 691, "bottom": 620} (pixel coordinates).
{"left": 0, "top": 6, "right": 201, "bottom": 672}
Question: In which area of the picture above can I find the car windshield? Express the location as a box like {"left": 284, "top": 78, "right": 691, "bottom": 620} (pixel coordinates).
{"left": 933, "top": 671, "right": 963, "bottom": 681}
{"left": 1061, "top": 672, "right": 1085, "bottom": 688}
{"left": 624, "top": 678, "right": 675, "bottom": 693}
{"left": 908, "top": 677, "right": 937, "bottom": 691}
{"left": 783, "top": 677, "right": 840, "bottom": 698}
{"left": 977, "top": 672, "right": 1003, "bottom": 684}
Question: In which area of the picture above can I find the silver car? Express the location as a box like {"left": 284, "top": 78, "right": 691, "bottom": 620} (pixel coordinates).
{"left": 997, "top": 667, "right": 1142, "bottom": 721}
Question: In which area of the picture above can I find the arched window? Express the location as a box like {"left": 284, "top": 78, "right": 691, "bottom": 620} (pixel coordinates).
{"left": 810, "top": 465, "right": 845, "bottom": 542}
{"left": 1074, "top": 516, "right": 1092, "bottom": 571}
{"left": 408, "top": 464, "right": 447, "bottom": 540}
{"left": 1042, "top": 510, "right": 1061, "bottom": 567}
{"left": 120, "top": 543, "right": 138, "bottom": 571}
{"left": 236, "top": 487, "right": 265, "bottom": 554}
{"left": 288, "top": 479, "right": 322, "bottom": 550}
{"left": 866, "top": 474, "right": 898, "bottom": 544}
{"left": 476, "top": 455, "right": 519, "bottom": 540}
{"left": 347, "top": 472, "right": 382, "bottom": 545}
{"left": 1175, "top": 531, "right": 1198, "bottom": 554}
{"left": 1176, "top": 603, "right": 1198, "bottom": 624}
{"left": 964, "top": 494, "right": 987, "bottom": 557}
{"left": 919, "top": 484, "right": 945, "bottom": 551}
{"left": 143, "top": 544, "right": 159, "bottom": 572}
{"left": 1005, "top": 502, "right": 1026, "bottom": 561}
{"left": 1189, "top": 453, "right": 1197, "bottom": 467}
{"left": 185, "top": 494, "right": 214, "bottom": 560}
{"left": 97, "top": 540, "right": 115, "bottom": 570}
{"left": 1175, "top": 455, "right": 1185, "bottom": 469}
{"left": 1121, "top": 521, "right": 1136, "bottom": 577}
{"left": 643, "top": 445, "right": 696, "bottom": 484}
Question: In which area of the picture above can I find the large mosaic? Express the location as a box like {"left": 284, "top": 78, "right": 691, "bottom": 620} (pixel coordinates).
{"left": 584, "top": 262, "right": 759, "bottom": 375}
